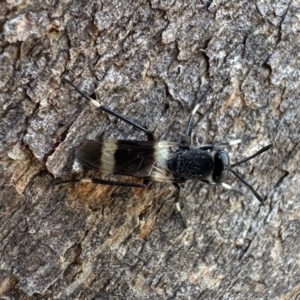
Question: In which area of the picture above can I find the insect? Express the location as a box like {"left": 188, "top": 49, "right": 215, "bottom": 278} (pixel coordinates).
{"left": 59, "top": 76, "right": 272, "bottom": 207}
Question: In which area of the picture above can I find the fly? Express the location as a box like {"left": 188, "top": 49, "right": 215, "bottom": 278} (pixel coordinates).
{"left": 58, "top": 77, "right": 272, "bottom": 207}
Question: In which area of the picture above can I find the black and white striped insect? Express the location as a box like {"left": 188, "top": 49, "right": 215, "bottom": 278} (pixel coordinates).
{"left": 59, "top": 77, "right": 272, "bottom": 205}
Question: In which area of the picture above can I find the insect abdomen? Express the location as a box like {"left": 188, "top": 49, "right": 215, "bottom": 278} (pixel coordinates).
{"left": 167, "top": 149, "right": 214, "bottom": 179}
{"left": 75, "top": 139, "right": 156, "bottom": 177}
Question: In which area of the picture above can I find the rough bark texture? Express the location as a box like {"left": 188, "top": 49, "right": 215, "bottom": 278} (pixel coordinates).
{"left": 0, "top": 0, "right": 299, "bottom": 299}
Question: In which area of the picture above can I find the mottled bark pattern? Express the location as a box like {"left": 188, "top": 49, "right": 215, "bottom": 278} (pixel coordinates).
{"left": 0, "top": 0, "right": 299, "bottom": 299}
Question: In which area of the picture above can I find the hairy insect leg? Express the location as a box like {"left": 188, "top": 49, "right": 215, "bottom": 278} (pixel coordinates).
{"left": 54, "top": 177, "right": 149, "bottom": 188}
{"left": 62, "top": 77, "right": 154, "bottom": 141}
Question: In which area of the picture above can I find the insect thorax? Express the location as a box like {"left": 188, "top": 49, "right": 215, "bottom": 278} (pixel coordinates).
{"left": 167, "top": 149, "right": 214, "bottom": 180}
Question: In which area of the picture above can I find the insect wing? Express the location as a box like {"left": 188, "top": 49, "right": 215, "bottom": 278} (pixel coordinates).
{"left": 75, "top": 140, "right": 177, "bottom": 178}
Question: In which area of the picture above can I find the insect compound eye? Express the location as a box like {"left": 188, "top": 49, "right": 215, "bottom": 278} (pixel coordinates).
{"left": 212, "top": 150, "right": 230, "bottom": 183}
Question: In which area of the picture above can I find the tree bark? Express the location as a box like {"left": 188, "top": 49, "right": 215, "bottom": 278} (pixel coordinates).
{"left": 0, "top": 0, "right": 299, "bottom": 299}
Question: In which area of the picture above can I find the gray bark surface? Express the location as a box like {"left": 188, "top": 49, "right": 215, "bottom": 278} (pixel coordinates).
{"left": 0, "top": 0, "right": 299, "bottom": 299}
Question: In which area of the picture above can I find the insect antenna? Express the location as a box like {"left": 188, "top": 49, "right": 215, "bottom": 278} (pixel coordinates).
{"left": 228, "top": 168, "right": 264, "bottom": 203}
{"left": 230, "top": 144, "right": 273, "bottom": 168}
{"left": 228, "top": 144, "right": 273, "bottom": 204}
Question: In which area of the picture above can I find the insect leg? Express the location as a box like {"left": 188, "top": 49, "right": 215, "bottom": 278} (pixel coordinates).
{"left": 215, "top": 139, "right": 242, "bottom": 148}
{"left": 172, "top": 183, "right": 187, "bottom": 228}
{"left": 221, "top": 182, "right": 244, "bottom": 196}
{"left": 54, "top": 177, "right": 149, "bottom": 188}
{"left": 62, "top": 77, "right": 154, "bottom": 140}
{"left": 200, "top": 179, "right": 244, "bottom": 196}
{"left": 181, "top": 88, "right": 211, "bottom": 144}
{"left": 198, "top": 140, "right": 243, "bottom": 151}
{"left": 142, "top": 178, "right": 150, "bottom": 187}
{"left": 100, "top": 107, "right": 154, "bottom": 141}
{"left": 181, "top": 104, "right": 200, "bottom": 144}
{"left": 198, "top": 144, "right": 214, "bottom": 150}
